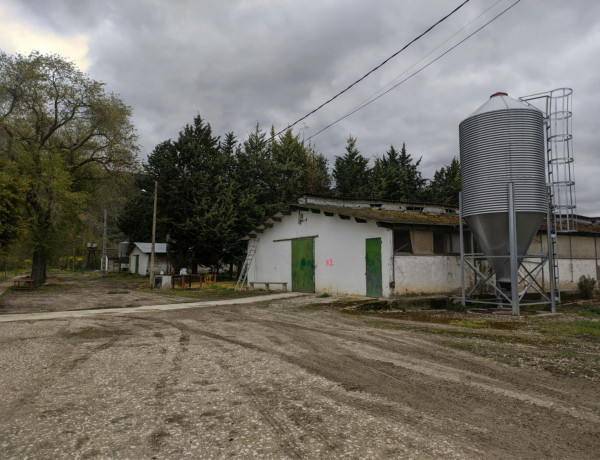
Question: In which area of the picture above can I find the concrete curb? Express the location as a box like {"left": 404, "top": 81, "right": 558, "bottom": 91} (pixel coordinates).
{"left": 0, "top": 292, "right": 306, "bottom": 323}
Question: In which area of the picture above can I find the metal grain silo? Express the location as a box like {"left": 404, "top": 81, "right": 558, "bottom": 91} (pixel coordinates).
{"left": 459, "top": 92, "right": 546, "bottom": 289}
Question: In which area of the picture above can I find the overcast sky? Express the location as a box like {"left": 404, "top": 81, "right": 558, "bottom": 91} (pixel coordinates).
{"left": 1, "top": 0, "right": 598, "bottom": 215}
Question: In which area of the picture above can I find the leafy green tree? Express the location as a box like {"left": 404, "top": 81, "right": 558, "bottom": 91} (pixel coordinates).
{"left": 115, "top": 175, "right": 157, "bottom": 244}
{"left": 270, "top": 128, "right": 309, "bottom": 203}
{"left": 143, "top": 116, "right": 237, "bottom": 271}
{"left": 234, "top": 124, "right": 280, "bottom": 225}
{"left": 305, "top": 143, "right": 331, "bottom": 195}
{"left": 0, "top": 159, "right": 27, "bottom": 253}
{"left": 333, "top": 136, "right": 370, "bottom": 198}
{"left": 270, "top": 128, "right": 331, "bottom": 202}
{"left": 370, "top": 143, "right": 426, "bottom": 201}
{"left": 118, "top": 122, "right": 331, "bottom": 277}
{"left": 425, "top": 157, "right": 461, "bottom": 206}
{"left": 0, "top": 52, "right": 138, "bottom": 283}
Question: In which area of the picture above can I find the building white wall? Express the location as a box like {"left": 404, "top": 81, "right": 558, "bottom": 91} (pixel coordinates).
{"left": 249, "top": 209, "right": 392, "bottom": 297}
{"left": 249, "top": 211, "right": 599, "bottom": 297}
{"left": 393, "top": 255, "right": 598, "bottom": 295}
{"left": 393, "top": 255, "right": 465, "bottom": 295}
{"left": 129, "top": 248, "right": 170, "bottom": 275}
{"left": 129, "top": 248, "right": 148, "bottom": 275}
{"left": 522, "top": 258, "right": 599, "bottom": 291}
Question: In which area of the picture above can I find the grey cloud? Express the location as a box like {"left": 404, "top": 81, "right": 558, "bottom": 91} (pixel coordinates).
{"left": 5, "top": 0, "right": 600, "bottom": 214}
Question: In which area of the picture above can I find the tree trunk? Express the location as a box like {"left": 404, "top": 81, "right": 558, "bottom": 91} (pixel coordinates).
{"left": 228, "top": 261, "right": 234, "bottom": 281}
{"left": 31, "top": 250, "right": 47, "bottom": 285}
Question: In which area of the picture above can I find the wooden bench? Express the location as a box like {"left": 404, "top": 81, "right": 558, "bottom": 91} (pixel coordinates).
{"left": 248, "top": 281, "right": 288, "bottom": 292}
{"left": 13, "top": 278, "right": 37, "bottom": 290}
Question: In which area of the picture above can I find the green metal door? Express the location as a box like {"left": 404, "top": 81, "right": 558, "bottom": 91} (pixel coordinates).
{"left": 365, "top": 237, "right": 382, "bottom": 298}
{"left": 292, "top": 238, "right": 314, "bottom": 293}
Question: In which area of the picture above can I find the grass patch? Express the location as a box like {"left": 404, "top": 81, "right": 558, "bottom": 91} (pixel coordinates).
{"left": 538, "top": 320, "right": 600, "bottom": 341}
{"left": 578, "top": 307, "right": 600, "bottom": 318}
{"left": 449, "top": 318, "right": 491, "bottom": 329}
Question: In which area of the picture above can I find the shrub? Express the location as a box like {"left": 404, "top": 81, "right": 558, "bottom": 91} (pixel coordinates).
{"left": 578, "top": 275, "right": 597, "bottom": 299}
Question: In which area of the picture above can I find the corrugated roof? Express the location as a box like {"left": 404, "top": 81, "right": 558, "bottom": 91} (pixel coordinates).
{"left": 244, "top": 201, "right": 600, "bottom": 238}
{"left": 293, "top": 204, "right": 462, "bottom": 227}
{"left": 132, "top": 242, "right": 168, "bottom": 254}
{"left": 539, "top": 221, "right": 600, "bottom": 235}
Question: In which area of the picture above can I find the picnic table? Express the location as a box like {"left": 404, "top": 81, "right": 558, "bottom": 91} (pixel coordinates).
{"left": 13, "top": 278, "right": 38, "bottom": 290}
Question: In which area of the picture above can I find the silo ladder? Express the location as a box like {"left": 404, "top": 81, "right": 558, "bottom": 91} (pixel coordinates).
{"left": 550, "top": 232, "right": 561, "bottom": 302}
{"left": 235, "top": 239, "right": 258, "bottom": 291}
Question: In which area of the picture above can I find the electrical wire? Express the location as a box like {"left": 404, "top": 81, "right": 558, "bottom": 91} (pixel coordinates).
{"left": 349, "top": 0, "right": 505, "bottom": 113}
{"left": 307, "top": 0, "right": 521, "bottom": 141}
{"left": 270, "top": 0, "right": 472, "bottom": 140}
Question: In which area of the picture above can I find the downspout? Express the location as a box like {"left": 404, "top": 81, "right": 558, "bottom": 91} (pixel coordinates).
{"left": 569, "top": 235, "right": 573, "bottom": 282}
{"left": 539, "top": 233, "right": 545, "bottom": 289}
{"left": 391, "top": 229, "right": 396, "bottom": 293}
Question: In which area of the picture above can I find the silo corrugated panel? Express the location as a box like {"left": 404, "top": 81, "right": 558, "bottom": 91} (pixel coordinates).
{"left": 459, "top": 105, "right": 546, "bottom": 218}
{"left": 459, "top": 93, "right": 547, "bottom": 284}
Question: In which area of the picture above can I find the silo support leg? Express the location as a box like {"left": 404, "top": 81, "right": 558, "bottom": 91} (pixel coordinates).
{"left": 459, "top": 192, "right": 466, "bottom": 308}
{"left": 508, "top": 183, "right": 520, "bottom": 315}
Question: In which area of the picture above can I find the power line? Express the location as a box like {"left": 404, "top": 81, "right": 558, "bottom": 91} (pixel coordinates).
{"left": 307, "top": 0, "right": 521, "bottom": 141}
{"left": 270, "top": 0, "right": 472, "bottom": 140}
{"left": 349, "top": 0, "right": 505, "bottom": 113}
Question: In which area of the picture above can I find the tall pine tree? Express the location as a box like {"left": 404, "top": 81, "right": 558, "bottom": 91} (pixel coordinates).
{"left": 370, "top": 143, "right": 426, "bottom": 201}
{"left": 425, "top": 157, "right": 461, "bottom": 206}
{"left": 333, "top": 136, "right": 370, "bottom": 198}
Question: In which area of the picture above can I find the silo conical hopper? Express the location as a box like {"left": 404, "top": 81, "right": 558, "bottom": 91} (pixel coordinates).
{"left": 459, "top": 92, "right": 547, "bottom": 291}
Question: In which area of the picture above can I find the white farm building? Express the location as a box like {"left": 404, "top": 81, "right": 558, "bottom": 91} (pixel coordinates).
{"left": 243, "top": 196, "right": 600, "bottom": 298}
{"left": 128, "top": 242, "right": 171, "bottom": 276}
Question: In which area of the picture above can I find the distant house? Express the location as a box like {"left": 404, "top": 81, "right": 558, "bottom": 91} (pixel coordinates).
{"left": 128, "top": 242, "right": 171, "bottom": 275}
{"left": 106, "top": 242, "right": 130, "bottom": 272}
{"left": 243, "top": 195, "right": 600, "bottom": 297}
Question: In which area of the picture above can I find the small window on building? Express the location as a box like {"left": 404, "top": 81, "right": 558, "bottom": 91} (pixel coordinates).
{"left": 433, "top": 232, "right": 446, "bottom": 254}
{"left": 433, "top": 232, "right": 467, "bottom": 255}
{"left": 394, "top": 230, "right": 412, "bottom": 254}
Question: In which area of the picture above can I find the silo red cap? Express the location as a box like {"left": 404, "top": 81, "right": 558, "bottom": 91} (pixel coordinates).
{"left": 490, "top": 92, "right": 508, "bottom": 98}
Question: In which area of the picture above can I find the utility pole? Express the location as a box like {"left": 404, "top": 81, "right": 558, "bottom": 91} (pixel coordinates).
{"left": 149, "top": 180, "right": 158, "bottom": 289}
{"left": 101, "top": 209, "right": 108, "bottom": 277}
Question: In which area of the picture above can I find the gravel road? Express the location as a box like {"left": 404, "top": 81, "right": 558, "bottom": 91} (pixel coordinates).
{"left": 1, "top": 295, "right": 598, "bottom": 459}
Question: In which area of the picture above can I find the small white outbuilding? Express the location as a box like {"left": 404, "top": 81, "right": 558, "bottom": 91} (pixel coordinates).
{"left": 128, "top": 242, "right": 171, "bottom": 275}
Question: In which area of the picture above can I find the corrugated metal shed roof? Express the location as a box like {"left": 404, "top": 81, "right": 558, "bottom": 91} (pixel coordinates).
{"left": 244, "top": 200, "right": 600, "bottom": 239}
{"left": 132, "top": 242, "right": 168, "bottom": 254}
{"left": 293, "top": 204, "right": 462, "bottom": 227}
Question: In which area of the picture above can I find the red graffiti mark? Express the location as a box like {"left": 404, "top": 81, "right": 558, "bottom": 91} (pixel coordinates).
{"left": 325, "top": 258, "right": 334, "bottom": 267}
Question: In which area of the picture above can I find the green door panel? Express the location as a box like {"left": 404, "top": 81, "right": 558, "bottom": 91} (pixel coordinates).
{"left": 365, "top": 237, "right": 382, "bottom": 298}
{"left": 292, "top": 238, "right": 314, "bottom": 293}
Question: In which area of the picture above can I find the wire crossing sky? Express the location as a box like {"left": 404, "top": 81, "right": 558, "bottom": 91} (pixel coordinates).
{"left": 273, "top": 0, "right": 472, "bottom": 139}
{"left": 307, "top": 0, "right": 521, "bottom": 141}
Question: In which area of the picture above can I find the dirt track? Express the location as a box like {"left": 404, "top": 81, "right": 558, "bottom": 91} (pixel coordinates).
{"left": 1, "top": 294, "right": 598, "bottom": 459}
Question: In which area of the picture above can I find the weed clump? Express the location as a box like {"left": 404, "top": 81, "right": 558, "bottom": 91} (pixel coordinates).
{"left": 430, "top": 297, "right": 467, "bottom": 312}
{"left": 578, "top": 275, "right": 597, "bottom": 299}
